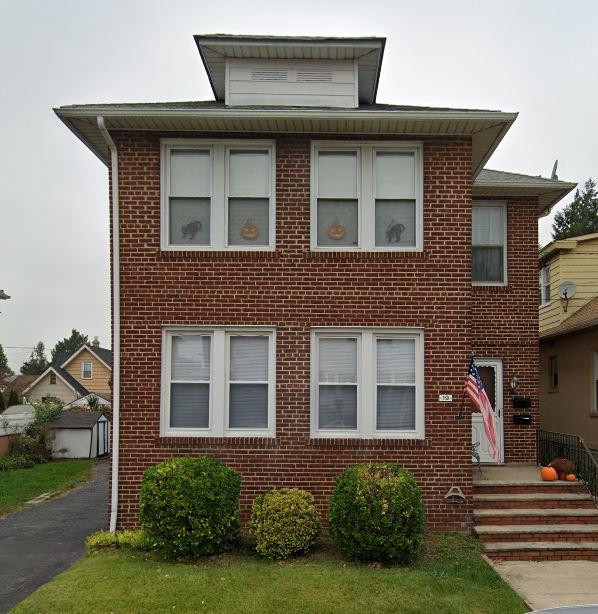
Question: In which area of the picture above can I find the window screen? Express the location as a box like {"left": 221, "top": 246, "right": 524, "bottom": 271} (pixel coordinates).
{"left": 374, "top": 152, "right": 417, "bottom": 247}
{"left": 228, "top": 150, "right": 270, "bottom": 246}
{"left": 318, "top": 337, "right": 358, "bottom": 430}
{"left": 472, "top": 205, "right": 505, "bottom": 282}
{"left": 228, "top": 336, "right": 269, "bottom": 429}
{"left": 376, "top": 339, "right": 416, "bottom": 430}
{"left": 316, "top": 152, "right": 359, "bottom": 247}
{"left": 168, "top": 150, "right": 211, "bottom": 246}
{"left": 169, "top": 335, "right": 211, "bottom": 428}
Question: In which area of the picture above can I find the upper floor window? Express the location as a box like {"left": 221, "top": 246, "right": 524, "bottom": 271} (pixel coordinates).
{"left": 49, "top": 373, "right": 57, "bottom": 385}
{"left": 549, "top": 356, "right": 559, "bottom": 392}
{"left": 311, "top": 328, "right": 424, "bottom": 439}
{"left": 161, "top": 140, "right": 275, "bottom": 251}
{"left": 82, "top": 361, "right": 93, "bottom": 379}
{"left": 311, "top": 142, "right": 423, "bottom": 251}
{"left": 472, "top": 202, "right": 507, "bottom": 284}
{"left": 161, "top": 327, "right": 276, "bottom": 437}
{"left": 539, "top": 264, "right": 551, "bottom": 306}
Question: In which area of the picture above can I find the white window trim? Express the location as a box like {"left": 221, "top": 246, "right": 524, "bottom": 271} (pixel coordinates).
{"left": 539, "top": 265, "right": 551, "bottom": 307}
{"left": 592, "top": 351, "right": 598, "bottom": 413}
{"left": 161, "top": 326, "right": 276, "bottom": 438}
{"left": 310, "top": 327, "right": 425, "bottom": 439}
{"left": 160, "top": 139, "right": 276, "bottom": 251}
{"left": 81, "top": 361, "right": 93, "bottom": 379}
{"left": 310, "top": 141, "right": 424, "bottom": 252}
{"left": 472, "top": 200, "right": 508, "bottom": 286}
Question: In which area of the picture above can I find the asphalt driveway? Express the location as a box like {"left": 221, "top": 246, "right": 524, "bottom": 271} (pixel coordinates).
{"left": 0, "top": 459, "right": 109, "bottom": 613}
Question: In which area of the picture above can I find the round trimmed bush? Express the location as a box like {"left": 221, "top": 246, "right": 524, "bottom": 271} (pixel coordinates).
{"left": 139, "top": 456, "right": 241, "bottom": 558}
{"left": 250, "top": 488, "right": 321, "bottom": 559}
{"left": 328, "top": 463, "right": 425, "bottom": 564}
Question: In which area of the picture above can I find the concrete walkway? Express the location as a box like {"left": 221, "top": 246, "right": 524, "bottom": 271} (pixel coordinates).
{"left": 494, "top": 560, "right": 598, "bottom": 611}
{"left": 0, "top": 459, "right": 109, "bottom": 613}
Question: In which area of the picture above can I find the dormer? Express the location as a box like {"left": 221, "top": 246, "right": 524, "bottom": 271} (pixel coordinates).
{"left": 194, "top": 35, "right": 385, "bottom": 108}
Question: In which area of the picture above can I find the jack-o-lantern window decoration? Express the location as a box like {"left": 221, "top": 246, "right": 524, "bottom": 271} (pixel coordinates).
{"left": 317, "top": 201, "right": 358, "bottom": 247}
{"left": 228, "top": 198, "right": 269, "bottom": 246}
{"left": 240, "top": 220, "right": 261, "bottom": 241}
{"left": 327, "top": 222, "right": 346, "bottom": 240}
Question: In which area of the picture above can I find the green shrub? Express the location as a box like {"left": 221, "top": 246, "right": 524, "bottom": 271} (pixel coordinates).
{"left": 87, "top": 530, "right": 152, "bottom": 552}
{"left": 250, "top": 488, "right": 321, "bottom": 559}
{"left": 0, "top": 454, "right": 35, "bottom": 472}
{"left": 328, "top": 463, "right": 425, "bottom": 564}
{"left": 139, "top": 456, "right": 241, "bottom": 558}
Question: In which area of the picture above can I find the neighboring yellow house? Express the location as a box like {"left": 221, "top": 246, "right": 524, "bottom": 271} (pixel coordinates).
{"left": 539, "top": 233, "right": 598, "bottom": 449}
{"left": 24, "top": 338, "right": 112, "bottom": 408}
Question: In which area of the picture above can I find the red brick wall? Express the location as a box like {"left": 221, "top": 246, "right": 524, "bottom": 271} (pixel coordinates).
{"left": 472, "top": 197, "right": 539, "bottom": 462}
{"left": 110, "top": 131, "right": 538, "bottom": 530}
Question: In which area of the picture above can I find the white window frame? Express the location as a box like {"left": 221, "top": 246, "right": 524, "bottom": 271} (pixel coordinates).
{"left": 593, "top": 351, "right": 598, "bottom": 413}
{"left": 310, "top": 327, "right": 425, "bottom": 439}
{"left": 310, "top": 141, "right": 424, "bottom": 252}
{"left": 81, "top": 361, "right": 93, "bottom": 379}
{"left": 472, "top": 200, "right": 508, "bottom": 286}
{"left": 539, "top": 264, "right": 551, "bottom": 307}
{"left": 161, "top": 139, "right": 276, "bottom": 251}
{"left": 161, "top": 326, "right": 276, "bottom": 438}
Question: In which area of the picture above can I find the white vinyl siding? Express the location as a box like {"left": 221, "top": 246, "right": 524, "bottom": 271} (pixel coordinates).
{"left": 539, "top": 265, "right": 551, "bottom": 307}
{"left": 311, "top": 328, "right": 424, "bottom": 439}
{"left": 161, "top": 327, "right": 275, "bottom": 437}
{"left": 226, "top": 58, "right": 358, "bottom": 108}
{"left": 311, "top": 142, "right": 423, "bottom": 251}
{"left": 472, "top": 202, "right": 507, "bottom": 284}
{"left": 161, "top": 140, "right": 275, "bottom": 251}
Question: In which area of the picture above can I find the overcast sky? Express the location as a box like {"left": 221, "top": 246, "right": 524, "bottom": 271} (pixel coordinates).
{"left": 1, "top": 0, "right": 596, "bottom": 370}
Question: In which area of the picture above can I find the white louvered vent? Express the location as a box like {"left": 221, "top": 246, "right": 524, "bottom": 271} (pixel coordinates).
{"left": 297, "top": 70, "right": 334, "bottom": 83}
{"left": 251, "top": 69, "right": 288, "bottom": 82}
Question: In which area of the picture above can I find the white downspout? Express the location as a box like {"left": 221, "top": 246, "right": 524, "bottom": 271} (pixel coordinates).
{"left": 97, "top": 116, "right": 120, "bottom": 533}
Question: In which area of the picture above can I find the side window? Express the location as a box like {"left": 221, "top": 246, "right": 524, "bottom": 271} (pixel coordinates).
{"left": 472, "top": 202, "right": 507, "bottom": 284}
{"left": 549, "top": 356, "right": 558, "bottom": 392}
{"left": 50, "top": 373, "right": 57, "bottom": 385}
{"left": 539, "top": 265, "right": 551, "bottom": 306}
{"left": 82, "top": 361, "right": 93, "bottom": 379}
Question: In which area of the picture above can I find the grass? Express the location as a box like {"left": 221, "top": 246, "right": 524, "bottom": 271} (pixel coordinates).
{"left": 12, "top": 534, "right": 526, "bottom": 614}
{"left": 0, "top": 459, "right": 93, "bottom": 516}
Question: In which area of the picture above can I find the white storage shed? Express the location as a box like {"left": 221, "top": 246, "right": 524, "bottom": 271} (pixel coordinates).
{"left": 50, "top": 410, "right": 110, "bottom": 459}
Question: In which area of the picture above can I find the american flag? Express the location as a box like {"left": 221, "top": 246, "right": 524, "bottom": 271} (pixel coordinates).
{"left": 465, "top": 358, "right": 500, "bottom": 463}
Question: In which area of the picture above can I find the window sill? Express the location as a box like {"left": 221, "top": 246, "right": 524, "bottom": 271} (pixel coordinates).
{"left": 159, "top": 249, "right": 279, "bottom": 261}
{"left": 156, "top": 436, "right": 278, "bottom": 449}
{"left": 308, "top": 437, "right": 429, "bottom": 449}
{"left": 306, "top": 250, "right": 427, "bottom": 262}
{"left": 472, "top": 284, "right": 510, "bottom": 293}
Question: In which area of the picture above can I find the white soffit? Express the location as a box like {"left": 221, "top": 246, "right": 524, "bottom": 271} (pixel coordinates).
{"left": 194, "top": 35, "right": 385, "bottom": 104}
{"left": 54, "top": 106, "right": 517, "bottom": 177}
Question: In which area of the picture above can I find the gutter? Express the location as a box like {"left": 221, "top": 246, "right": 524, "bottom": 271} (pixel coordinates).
{"left": 97, "top": 116, "right": 120, "bottom": 533}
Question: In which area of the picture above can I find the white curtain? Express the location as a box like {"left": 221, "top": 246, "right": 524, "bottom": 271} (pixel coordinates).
{"left": 170, "top": 150, "right": 210, "bottom": 197}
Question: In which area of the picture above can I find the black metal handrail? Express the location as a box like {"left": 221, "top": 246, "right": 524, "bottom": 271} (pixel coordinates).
{"left": 538, "top": 429, "right": 598, "bottom": 501}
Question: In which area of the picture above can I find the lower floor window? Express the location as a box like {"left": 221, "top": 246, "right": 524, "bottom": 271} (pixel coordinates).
{"left": 311, "top": 328, "right": 424, "bottom": 439}
{"left": 162, "top": 327, "right": 275, "bottom": 437}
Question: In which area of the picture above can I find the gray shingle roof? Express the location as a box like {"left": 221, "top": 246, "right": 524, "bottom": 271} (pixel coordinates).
{"left": 50, "top": 409, "right": 105, "bottom": 429}
{"left": 476, "top": 169, "right": 574, "bottom": 187}
{"left": 52, "top": 367, "right": 90, "bottom": 397}
{"left": 56, "top": 100, "right": 500, "bottom": 113}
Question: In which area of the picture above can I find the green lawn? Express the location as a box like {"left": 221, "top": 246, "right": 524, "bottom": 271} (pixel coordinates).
{"left": 12, "top": 534, "right": 526, "bottom": 614}
{"left": 0, "top": 459, "right": 93, "bottom": 516}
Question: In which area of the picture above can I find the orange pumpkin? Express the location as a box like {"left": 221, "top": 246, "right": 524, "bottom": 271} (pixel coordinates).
{"left": 327, "top": 223, "right": 346, "bottom": 240}
{"left": 566, "top": 473, "right": 577, "bottom": 482}
{"left": 540, "top": 466, "right": 557, "bottom": 481}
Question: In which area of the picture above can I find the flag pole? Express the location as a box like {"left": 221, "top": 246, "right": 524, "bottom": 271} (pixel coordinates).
{"left": 456, "top": 355, "right": 475, "bottom": 420}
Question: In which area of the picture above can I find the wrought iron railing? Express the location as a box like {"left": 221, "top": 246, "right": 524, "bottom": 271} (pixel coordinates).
{"left": 538, "top": 429, "right": 598, "bottom": 501}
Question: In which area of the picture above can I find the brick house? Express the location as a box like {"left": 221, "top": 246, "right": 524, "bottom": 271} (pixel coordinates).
{"left": 55, "top": 35, "right": 575, "bottom": 532}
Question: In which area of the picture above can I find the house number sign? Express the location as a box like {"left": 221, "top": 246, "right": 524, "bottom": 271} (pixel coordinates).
{"left": 438, "top": 394, "right": 453, "bottom": 402}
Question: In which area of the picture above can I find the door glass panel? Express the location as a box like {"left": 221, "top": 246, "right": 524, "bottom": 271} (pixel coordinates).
{"left": 477, "top": 366, "right": 496, "bottom": 409}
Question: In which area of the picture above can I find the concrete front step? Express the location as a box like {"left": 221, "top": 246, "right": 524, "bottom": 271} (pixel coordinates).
{"left": 474, "top": 493, "right": 596, "bottom": 509}
{"left": 474, "top": 508, "right": 598, "bottom": 525}
{"left": 476, "top": 524, "right": 598, "bottom": 542}
{"left": 483, "top": 540, "right": 598, "bottom": 561}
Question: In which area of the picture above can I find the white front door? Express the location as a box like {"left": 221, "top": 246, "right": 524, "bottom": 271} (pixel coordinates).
{"left": 471, "top": 359, "right": 504, "bottom": 464}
